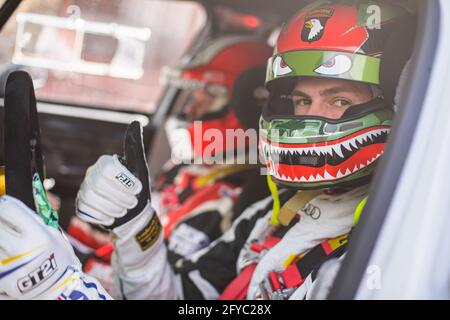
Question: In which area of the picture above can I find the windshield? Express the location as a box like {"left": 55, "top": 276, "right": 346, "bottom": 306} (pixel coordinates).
{"left": 0, "top": 0, "right": 206, "bottom": 113}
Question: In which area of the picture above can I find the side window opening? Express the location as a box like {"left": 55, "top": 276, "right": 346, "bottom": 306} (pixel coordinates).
{"left": 0, "top": 0, "right": 207, "bottom": 114}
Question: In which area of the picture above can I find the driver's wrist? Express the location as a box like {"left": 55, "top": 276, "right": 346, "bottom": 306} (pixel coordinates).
{"left": 111, "top": 202, "right": 164, "bottom": 273}
{"left": 112, "top": 202, "right": 160, "bottom": 245}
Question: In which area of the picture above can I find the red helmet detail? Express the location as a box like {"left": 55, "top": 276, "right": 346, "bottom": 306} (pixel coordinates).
{"left": 181, "top": 39, "right": 273, "bottom": 96}
{"left": 276, "top": 6, "right": 369, "bottom": 55}
{"left": 188, "top": 109, "right": 243, "bottom": 158}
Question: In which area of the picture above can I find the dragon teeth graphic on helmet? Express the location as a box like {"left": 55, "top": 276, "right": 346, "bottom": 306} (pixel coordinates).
{"left": 324, "top": 170, "right": 335, "bottom": 180}
{"left": 265, "top": 128, "right": 390, "bottom": 176}
{"left": 326, "top": 145, "right": 334, "bottom": 155}
{"left": 355, "top": 135, "right": 366, "bottom": 145}
{"left": 341, "top": 140, "right": 352, "bottom": 152}
{"left": 349, "top": 139, "right": 358, "bottom": 149}
{"left": 353, "top": 128, "right": 386, "bottom": 146}
{"left": 331, "top": 144, "right": 344, "bottom": 158}
{"left": 312, "top": 146, "right": 324, "bottom": 156}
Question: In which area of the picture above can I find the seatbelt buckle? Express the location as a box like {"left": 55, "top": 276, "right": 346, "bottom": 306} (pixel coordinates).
{"left": 258, "top": 271, "right": 296, "bottom": 300}
{"left": 240, "top": 249, "right": 263, "bottom": 267}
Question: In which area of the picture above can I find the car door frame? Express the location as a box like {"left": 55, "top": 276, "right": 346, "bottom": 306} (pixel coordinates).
{"left": 328, "top": 0, "right": 442, "bottom": 299}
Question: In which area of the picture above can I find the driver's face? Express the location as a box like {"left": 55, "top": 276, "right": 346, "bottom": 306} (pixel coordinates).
{"left": 291, "top": 77, "right": 374, "bottom": 119}
{"left": 184, "top": 89, "right": 215, "bottom": 120}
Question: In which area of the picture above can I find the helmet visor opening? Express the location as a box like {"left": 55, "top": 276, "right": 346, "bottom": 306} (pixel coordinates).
{"left": 263, "top": 77, "right": 391, "bottom": 124}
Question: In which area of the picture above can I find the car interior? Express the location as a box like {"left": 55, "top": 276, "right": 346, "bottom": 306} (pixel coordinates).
{"left": 0, "top": 0, "right": 436, "bottom": 299}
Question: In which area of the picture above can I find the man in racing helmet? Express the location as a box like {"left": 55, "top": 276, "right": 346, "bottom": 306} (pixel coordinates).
{"left": 260, "top": 1, "right": 399, "bottom": 190}
{"left": 0, "top": 0, "right": 415, "bottom": 300}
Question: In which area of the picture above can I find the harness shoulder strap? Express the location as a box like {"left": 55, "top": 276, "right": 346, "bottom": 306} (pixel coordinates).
{"left": 263, "top": 234, "right": 349, "bottom": 299}
{"left": 219, "top": 263, "right": 257, "bottom": 300}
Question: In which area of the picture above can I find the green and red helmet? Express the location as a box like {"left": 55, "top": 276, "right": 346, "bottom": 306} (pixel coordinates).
{"left": 260, "top": 0, "right": 413, "bottom": 190}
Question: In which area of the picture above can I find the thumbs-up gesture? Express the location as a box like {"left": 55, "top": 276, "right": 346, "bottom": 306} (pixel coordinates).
{"left": 76, "top": 122, "right": 153, "bottom": 230}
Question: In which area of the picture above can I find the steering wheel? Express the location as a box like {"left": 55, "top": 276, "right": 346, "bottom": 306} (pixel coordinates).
{"left": 3, "top": 70, "right": 45, "bottom": 211}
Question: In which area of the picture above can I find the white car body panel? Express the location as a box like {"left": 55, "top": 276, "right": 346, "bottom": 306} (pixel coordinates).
{"left": 356, "top": 0, "right": 450, "bottom": 299}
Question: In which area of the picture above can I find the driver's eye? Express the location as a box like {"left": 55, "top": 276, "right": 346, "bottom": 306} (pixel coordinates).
{"left": 333, "top": 99, "right": 352, "bottom": 107}
{"left": 293, "top": 98, "right": 311, "bottom": 107}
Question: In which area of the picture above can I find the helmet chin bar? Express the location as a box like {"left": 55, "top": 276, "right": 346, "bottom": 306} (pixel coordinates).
{"left": 259, "top": 102, "right": 394, "bottom": 190}
{"left": 272, "top": 173, "right": 375, "bottom": 192}
{"left": 261, "top": 129, "right": 388, "bottom": 189}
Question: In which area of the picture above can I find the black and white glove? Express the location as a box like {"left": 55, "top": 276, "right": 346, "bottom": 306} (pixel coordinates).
{"left": 76, "top": 122, "right": 162, "bottom": 260}
{"left": 76, "top": 121, "right": 151, "bottom": 228}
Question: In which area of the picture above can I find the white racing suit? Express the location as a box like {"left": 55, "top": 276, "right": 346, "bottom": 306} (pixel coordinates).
{"left": 109, "top": 185, "right": 368, "bottom": 300}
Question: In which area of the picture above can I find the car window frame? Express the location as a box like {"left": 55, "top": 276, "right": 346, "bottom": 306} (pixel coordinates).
{"left": 328, "top": 0, "right": 441, "bottom": 299}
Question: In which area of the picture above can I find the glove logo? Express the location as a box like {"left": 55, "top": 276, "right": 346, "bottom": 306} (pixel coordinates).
{"left": 17, "top": 254, "right": 58, "bottom": 293}
{"left": 135, "top": 214, "right": 162, "bottom": 251}
{"left": 115, "top": 173, "right": 135, "bottom": 189}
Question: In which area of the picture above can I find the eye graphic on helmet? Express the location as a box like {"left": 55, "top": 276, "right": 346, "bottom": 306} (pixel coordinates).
{"left": 314, "top": 55, "right": 353, "bottom": 76}
{"left": 272, "top": 55, "right": 293, "bottom": 77}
